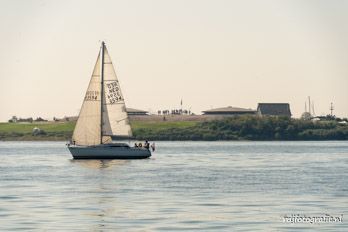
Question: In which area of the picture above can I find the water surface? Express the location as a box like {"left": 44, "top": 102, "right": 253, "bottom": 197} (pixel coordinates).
{"left": 0, "top": 141, "right": 347, "bottom": 231}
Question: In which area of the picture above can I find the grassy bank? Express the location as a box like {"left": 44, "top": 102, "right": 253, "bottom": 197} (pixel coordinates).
{"left": 1, "top": 116, "right": 347, "bottom": 141}
{"left": 0, "top": 122, "right": 75, "bottom": 141}
{"left": 0, "top": 121, "right": 198, "bottom": 141}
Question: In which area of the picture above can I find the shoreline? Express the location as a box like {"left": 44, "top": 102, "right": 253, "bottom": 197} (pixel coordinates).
{"left": 1, "top": 138, "right": 347, "bottom": 142}
{"left": 1, "top": 115, "right": 348, "bottom": 141}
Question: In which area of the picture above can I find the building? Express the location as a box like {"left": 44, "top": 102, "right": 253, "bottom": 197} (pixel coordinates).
{"left": 126, "top": 108, "right": 148, "bottom": 116}
{"left": 8, "top": 116, "right": 18, "bottom": 123}
{"left": 257, "top": 103, "right": 291, "bottom": 117}
{"left": 34, "top": 117, "right": 48, "bottom": 122}
{"left": 54, "top": 108, "right": 148, "bottom": 122}
{"left": 17, "top": 117, "right": 33, "bottom": 123}
{"left": 63, "top": 116, "right": 78, "bottom": 122}
{"left": 202, "top": 106, "right": 256, "bottom": 116}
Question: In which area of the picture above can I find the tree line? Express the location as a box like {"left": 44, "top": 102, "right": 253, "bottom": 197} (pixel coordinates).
{"left": 133, "top": 116, "right": 348, "bottom": 141}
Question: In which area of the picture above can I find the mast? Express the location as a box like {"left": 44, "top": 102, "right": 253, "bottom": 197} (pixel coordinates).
{"left": 100, "top": 41, "right": 105, "bottom": 144}
{"left": 308, "top": 96, "right": 311, "bottom": 115}
{"left": 312, "top": 101, "right": 315, "bottom": 116}
{"left": 305, "top": 102, "right": 307, "bottom": 113}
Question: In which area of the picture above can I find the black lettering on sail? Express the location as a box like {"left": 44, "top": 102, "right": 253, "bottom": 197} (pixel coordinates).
{"left": 84, "top": 91, "right": 100, "bottom": 101}
{"left": 106, "top": 81, "right": 122, "bottom": 104}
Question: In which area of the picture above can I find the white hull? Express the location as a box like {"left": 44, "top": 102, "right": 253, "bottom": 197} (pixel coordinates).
{"left": 68, "top": 143, "right": 151, "bottom": 159}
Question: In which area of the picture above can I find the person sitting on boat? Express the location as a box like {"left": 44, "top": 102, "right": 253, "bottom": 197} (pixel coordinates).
{"left": 144, "top": 140, "right": 150, "bottom": 149}
{"left": 134, "top": 143, "right": 138, "bottom": 148}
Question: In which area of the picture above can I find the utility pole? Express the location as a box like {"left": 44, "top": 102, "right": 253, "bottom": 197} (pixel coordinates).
{"left": 330, "top": 102, "right": 334, "bottom": 116}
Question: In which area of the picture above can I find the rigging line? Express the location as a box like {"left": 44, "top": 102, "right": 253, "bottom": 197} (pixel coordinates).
{"left": 117, "top": 118, "right": 127, "bottom": 123}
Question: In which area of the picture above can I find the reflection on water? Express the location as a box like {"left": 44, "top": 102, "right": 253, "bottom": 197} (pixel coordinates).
{"left": 71, "top": 159, "right": 129, "bottom": 169}
{"left": 0, "top": 141, "right": 347, "bottom": 231}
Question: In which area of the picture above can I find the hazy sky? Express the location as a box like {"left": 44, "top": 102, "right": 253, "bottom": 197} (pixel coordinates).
{"left": 0, "top": 0, "right": 347, "bottom": 121}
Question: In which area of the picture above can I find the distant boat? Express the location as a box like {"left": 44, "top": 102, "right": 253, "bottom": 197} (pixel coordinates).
{"left": 67, "top": 42, "right": 151, "bottom": 159}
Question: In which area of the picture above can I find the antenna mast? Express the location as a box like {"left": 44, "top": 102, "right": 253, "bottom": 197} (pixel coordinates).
{"left": 308, "top": 96, "right": 311, "bottom": 115}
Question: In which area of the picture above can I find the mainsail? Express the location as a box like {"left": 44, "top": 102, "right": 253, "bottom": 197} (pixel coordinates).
{"left": 72, "top": 43, "right": 132, "bottom": 146}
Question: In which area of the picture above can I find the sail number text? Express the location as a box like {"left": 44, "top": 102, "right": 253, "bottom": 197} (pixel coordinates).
{"left": 106, "top": 81, "right": 122, "bottom": 104}
{"left": 84, "top": 91, "right": 99, "bottom": 101}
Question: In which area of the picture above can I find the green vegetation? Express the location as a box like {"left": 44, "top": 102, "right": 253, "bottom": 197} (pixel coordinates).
{"left": 132, "top": 121, "right": 198, "bottom": 140}
{"left": 0, "top": 122, "right": 75, "bottom": 141}
{"left": 1, "top": 116, "right": 347, "bottom": 141}
{"left": 132, "top": 116, "right": 348, "bottom": 141}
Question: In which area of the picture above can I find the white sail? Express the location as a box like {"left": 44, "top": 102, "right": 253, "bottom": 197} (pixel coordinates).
{"left": 102, "top": 47, "right": 132, "bottom": 138}
{"left": 68, "top": 42, "right": 152, "bottom": 160}
{"left": 72, "top": 43, "right": 132, "bottom": 146}
{"left": 72, "top": 54, "right": 104, "bottom": 146}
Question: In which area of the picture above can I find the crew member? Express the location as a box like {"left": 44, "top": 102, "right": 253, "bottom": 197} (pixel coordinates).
{"left": 144, "top": 140, "right": 150, "bottom": 149}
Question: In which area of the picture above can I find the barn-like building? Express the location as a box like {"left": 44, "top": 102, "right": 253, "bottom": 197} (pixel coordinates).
{"left": 126, "top": 108, "right": 149, "bottom": 116}
{"left": 257, "top": 103, "right": 291, "bottom": 117}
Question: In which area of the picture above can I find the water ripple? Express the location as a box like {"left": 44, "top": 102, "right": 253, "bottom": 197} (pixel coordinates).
{"left": 0, "top": 141, "right": 347, "bottom": 231}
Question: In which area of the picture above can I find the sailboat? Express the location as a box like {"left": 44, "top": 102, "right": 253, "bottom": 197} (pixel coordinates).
{"left": 67, "top": 42, "right": 151, "bottom": 159}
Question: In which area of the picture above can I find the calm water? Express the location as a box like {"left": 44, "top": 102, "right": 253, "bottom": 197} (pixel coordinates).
{"left": 0, "top": 141, "right": 347, "bottom": 231}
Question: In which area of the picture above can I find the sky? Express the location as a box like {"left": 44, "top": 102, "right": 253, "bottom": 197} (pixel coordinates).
{"left": 0, "top": 0, "right": 347, "bottom": 122}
